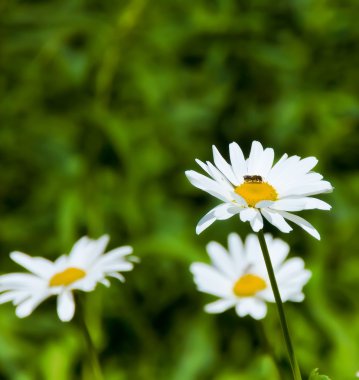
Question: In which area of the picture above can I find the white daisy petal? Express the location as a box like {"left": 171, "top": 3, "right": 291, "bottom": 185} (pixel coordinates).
{"left": 288, "top": 293, "right": 305, "bottom": 302}
{"left": 232, "top": 192, "right": 247, "bottom": 206}
{"left": 107, "top": 272, "right": 125, "bottom": 282}
{"left": 247, "top": 141, "right": 264, "bottom": 174}
{"left": 250, "top": 211, "right": 263, "bottom": 232}
{"left": 0, "top": 291, "right": 29, "bottom": 305}
{"left": 227, "top": 233, "right": 246, "bottom": 274}
{"left": 297, "top": 156, "right": 318, "bottom": 173}
{"left": 267, "top": 155, "right": 301, "bottom": 190}
{"left": 106, "top": 245, "right": 133, "bottom": 256}
{"left": 57, "top": 291, "right": 75, "bottom": 322}
{"left": 301, "top": 197, "right": 331, "bottom": 210}
{"left": 204, "top": 299, "right": 237, "bottom": 314}
{"left": 282, "top": 271, "right": 312, "bottom": 291}
{"left": 16, "top": 293, "right": 49, "bottom": 318}
{"left": 277, "top": 211, "right": 321, "bottom": 240}
{"left": 269, "top": 199, "right": 308, "bottom": 212}
{"left": 276, "top": 258, "right": 306, "bottom": 282}
{"left": 0, "top": 273, "right": 45, "bottom": 290}
{"left": 186, "top": 168, "right": 224, "bottom": 191}
{"left": 267, "top": 153, "right": 288, "bottom": 177}
{"left": 54, "top": 255, "right": 68, "bottom": 269}
{"left": 100, "top": 279, "right": 111, "bottom": 287}
{"left": 100, "top": 262, "right": 134, "bottom": 272}
{"left": 10, "top": 252, "right": 54, "bottom": 279}
{"left": 205, "top": 161, "right": 234, "bottom": 190}
{"left": 92, "top": 235, "right": 110, "bottom": 259}
{"left": 255, "top": 200, "right": 275, "bottom": 209}
{"left": 281, "top": 181, "right": 333, "bottom": 197}
{"left": 239, "top": 207, "right": 257, "bottom": 222}
{"left": 244, "top": 234, "right": 262, "bottom": 264}
{"left": 196, "top": 202, "right": 239, "bottom": 234}
{"left": 268, "top": 239, "right": 290, "bottom": 268}
{"left": 213, "top": 203, "right": 240, "bottom": 220}
{"left": 236, "top": 298, "right": 267, "bottom": 320}
{"left": 195, "top": 207, "right": 218, "bottom": 234}
{"left": 212, "top": 145, "right": 238, "bottom": 185}
{"left": 206, "top": 241, "right": 237, "bottom": 279}
{"left": 102, "top": 246, "right": 133, "bottom": 260}
{"left": 261, "top": 209, "right": 293, "bottom": 233}
{"left": 195, "top": 159, "right": 211, "bottom": 176}
{"left": 229, "top": 142, "right": 247, "bottom": 181}
{"left": 248, "top": 299, "right": 267, "bottom": 320}
{"left": 67, "top": 236, "right": 90, "bottom": 262}
{"left": 190, "top": 263, "right": 233, "bottom": 297}
{"left": 185, "top": 170, "right": 230, "bottom": 202}
{"left": 260, "top": 148, "right": 275, "bottom": 178}
{"left": 69, "top": 234, "right": 110, "bottom": 267}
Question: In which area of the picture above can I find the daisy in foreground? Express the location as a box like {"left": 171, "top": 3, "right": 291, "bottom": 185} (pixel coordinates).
{"left": 190, "top": 232, "right": 311, "bottom": 320}
{"left": 185, "top": 141, "right": 333, "bottom": 239}
{"left": 0, "top": 235, "right": 136, "bottom": 322}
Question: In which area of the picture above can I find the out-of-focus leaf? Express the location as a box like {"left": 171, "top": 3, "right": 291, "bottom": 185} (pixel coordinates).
{"left": 308, "top": 368, "right": 331, "bottom": 380}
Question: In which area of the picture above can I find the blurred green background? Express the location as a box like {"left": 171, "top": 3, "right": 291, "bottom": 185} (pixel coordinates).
{"left": 0, "top": 0, "right": 358, "bottom": 379}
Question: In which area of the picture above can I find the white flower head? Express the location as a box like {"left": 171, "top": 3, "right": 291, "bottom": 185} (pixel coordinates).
{"left": 190, "top": 233, "right": 311, "bottom": 320}
{"left": 185, "top": 141, "right": 333, "bottom": 239}
{"left": 0, "top": 235, "right": 137, "bottom": 322}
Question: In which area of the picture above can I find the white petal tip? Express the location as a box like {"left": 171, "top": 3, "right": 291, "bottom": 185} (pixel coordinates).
{"left": 309, "top": 230, "right": 321, "bottom": 240}
{"left": 252, "top": 225, "right": 263, "bottom": 232}
{"left": 15, "top": 311, "right": 28, "bottom": 319}
{"left": 59, "top": 316, "right": 73, "bottom": 322}
{"left": 10, "top": 251, "right": 26, "bottom": 261}
{"left": 184, "top": 170, "right": 193, "bottom": 179}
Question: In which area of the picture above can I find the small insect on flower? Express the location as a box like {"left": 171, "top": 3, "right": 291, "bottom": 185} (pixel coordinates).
{"left": 0, "top": 235, "right": 137, "bottom": 322}
{"left": 185, "top": 141, "right": 333, "bottom": 239}
{"left": 190, "top": 233, "right": 311, "bottom": 320}
{"left": 243, "top": 175, "right": 263, "bottom": 183}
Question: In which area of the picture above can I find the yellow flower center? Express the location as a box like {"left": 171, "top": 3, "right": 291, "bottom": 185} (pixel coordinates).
{"left": 235, "top": 179, "right": 277, "bottom": 207}
{"left": 49, "top": 267, "right": 86, "bottom": 287}
{"left": 233, "top": 274, "right": 267, "bottom": 297}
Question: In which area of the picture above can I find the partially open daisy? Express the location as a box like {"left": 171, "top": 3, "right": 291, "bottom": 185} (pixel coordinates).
{"left": 0, "top": 235, "right": 136, "bottom": 322}
{"left": 185, "top": 141, "right": 333, "bottom": 239}
{"left": 190, "top": 233, "right": 311, "bottom": 320}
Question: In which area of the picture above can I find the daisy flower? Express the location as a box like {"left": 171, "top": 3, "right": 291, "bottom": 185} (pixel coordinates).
{"left": 0, "top": 235, "right": 136, "bottom": 322}
{"left": 190, "top": 232, "right": 311, "bottom": 320}
{"left": 185, "top": 141, "right": 333, "bottom": 239}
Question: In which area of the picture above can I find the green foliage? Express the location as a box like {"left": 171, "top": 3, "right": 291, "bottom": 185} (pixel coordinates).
{"left": 0, "top": 0, "right": 358, "bottom": 379}
{"left": 309, "top": 368, "right": 331, "bottom": 380}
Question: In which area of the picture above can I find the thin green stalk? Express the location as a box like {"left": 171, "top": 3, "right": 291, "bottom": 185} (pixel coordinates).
{"left": 257, "top": 230, "right": 302, "bottom": 380}
{"left": 76, "top": 297, "right": 104, "bottom": 380}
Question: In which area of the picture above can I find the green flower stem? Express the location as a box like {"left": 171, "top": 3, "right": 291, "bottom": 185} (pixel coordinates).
{"left": 257, "top": 230, "right": 302, "bottom": 380}
{"left": 77, "top": 297, "right": 104, "bottom": 380}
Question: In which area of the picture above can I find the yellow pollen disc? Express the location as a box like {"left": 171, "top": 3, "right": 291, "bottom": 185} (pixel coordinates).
{"left": 235, "top": 182, "right": 277, "bottom": 207}
{"left": 233, "top": 274, "right": 267, "bottom": 297}
{"left": 49, "top": 267, "right": 86, "bottom": 287}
